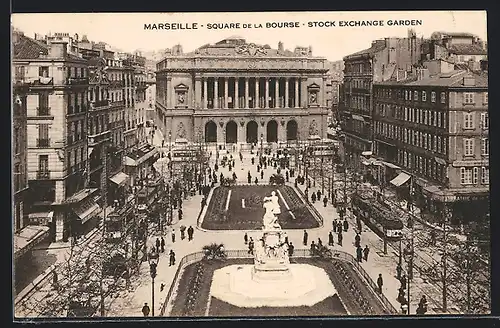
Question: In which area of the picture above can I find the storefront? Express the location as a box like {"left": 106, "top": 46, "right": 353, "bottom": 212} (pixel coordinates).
{"left": 62, "top": 188, "right": 101, "bottom": 240}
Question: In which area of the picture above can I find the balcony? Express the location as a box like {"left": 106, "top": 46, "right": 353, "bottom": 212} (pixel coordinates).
{"left": 36, "top": 138, "right": 51, "bottom": 148}
{"left": 31, "top": 77, "right": 54, "bottom": 87}
{"left": 36, "top": 107, "right": 52, "bottom": 117}
{"left": 37, "top": 170, "right": 51, "bottom": 180}
{"left": 88, "top": 130, "right": 111, "bottom": 147}
{"left": 110, "top": 100, "right": 125, "bottom": 108}
{"left": 66, "top": 77, "right": 89, "bottom": 85}
{"left": 90, "top": 100, "right": 110, "bottom": 110}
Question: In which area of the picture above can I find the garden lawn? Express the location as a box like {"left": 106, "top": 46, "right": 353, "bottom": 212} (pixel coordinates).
{"left": 169, "top": 257, "right": 388, "bottom": 317}
{"left": 201, "top": 185, "right": 320, "bottom": 230}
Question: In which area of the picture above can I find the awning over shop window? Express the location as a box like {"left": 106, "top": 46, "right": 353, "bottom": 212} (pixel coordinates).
{"left": 72, "top": 199, "right": 101, "bottom": 224}
{"left": 352, "top": 115, "right": 365, "bottom": 122}
{"left": 14, "top": 224, "right": 50, "bottom": 260}
{"left": 390, "top": 172, "right": 411, "bottom": 187}
{"left": 124, "top": 148, "right": 159, "bottom": 167}
{"left": 381, "top": 161, "right": 400, "bottom": 169}
{"left": 109, "top": 172, "right": 129, "bottom": 186}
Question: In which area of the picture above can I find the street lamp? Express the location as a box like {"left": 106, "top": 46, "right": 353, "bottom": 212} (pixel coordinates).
{"left": 148, "top": 249, "right": 160, "bottom": 316}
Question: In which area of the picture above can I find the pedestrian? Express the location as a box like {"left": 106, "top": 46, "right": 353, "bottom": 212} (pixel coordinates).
{"left": 303, "top": 230, "right": 308, "bottom": 246}
{"left": 333, "top": 219, "right": 338, "bottom": 233}
{"left": 417, "top": 295, "right": 428, "bottom": 315}
{"left": 310, "top": 241, "right": 317, "bottom": 256}
{"left": 328, "top": 231, "right": 334, "bottom": 246}
{"left": 247, "top": 174, "right": 252, "bottom": 184}
{"left": 316, "top": 190, "right": 321, "bottom": 200}
{"left": 260, "top": 170, "right": 264, "bottom": 180}
{"left": 377, "top": 274, "right": 383, "bottom": 294}
{"left": 169, "top": 250, "right": 176, "bottom": 266}
{"left": 171, "top": 229, "right": 176, "bottom": 243}
{"left": 248, "top": 238, "right": 254, "bottom": 255}
{"left": 323, "top": 196, "right": 328, "bottom": 207}
{"left": 251, "top": 157, "right": 255, "bottom": 165}
{"left": 160, "top": 236, "right": 165, "bottom": 253}
{"left": 363, "top": 245, "right": 370, "bottom": 261}
{"left": 400, "top": 274, "right": 407, "bottom": 290}
{"left": 396, "top": 263, "right": 403, "bottom": 280}
{"left": 354, "top": 232, "right": 361, "bottom": 248}
{"left": 214, "top": 163, "right": 218, "bottom": 172}
{"left": 337, "top": 231, "right": 343, "bottom": 246}
{"left": 317, "top": 238, "right": 323, "bottom": 247}
{"left": 254, "top": 177, "right": 259, "bottom": 184}
{"left": 311, "top": 193, "right": 316, "bottom": 203}
{"left": 401, "top": 299, "right": 409, "bottom": 314}
{"left": 343, "top": 219, "right": 349, "bottom": 232}
{"left": 187, "top": 225, "right": 194, "bottom": 241}
{"left": 155, "top": 238, "right": 161, "bottom": 252}
{"left": 356, "top": 245, "right": 363, "bottom": 262}
{"left": 244, "top": 232, "right": 248, "bottom": 245}
{"left": 337, "top": 220, "right": 343, "bottom": 233}
{"left": 397, "top": 287, "right": 406, "bottom": 304}
{"left": 228, "top": 163, "right": 232, "bottom": 171}
{"left": 239, "top": 152, "right": 243, "bottom": 162}
{"left": 162, "top": 140, "right": 165, "bottom": 147}
{"left": 142, "top": 303, "right": 151, "bottom": 317}
{"left": 288, "top": 242, "right": 294, "bottom": 257}
{"left": 284, "top": 235, "right": 289, "bottom": 244}
{"left": 178, "top": 208, "right": 183, "bottom": 221}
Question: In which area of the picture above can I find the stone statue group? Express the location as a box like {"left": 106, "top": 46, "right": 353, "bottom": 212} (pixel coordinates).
{"left": 262, "top": 191, "right": 282, "bottom": 230}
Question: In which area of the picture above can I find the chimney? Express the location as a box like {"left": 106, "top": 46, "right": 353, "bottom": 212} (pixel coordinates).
{"left": 48, "top": 40, "right": 68, "bottom": 58}
{"left": 278, "top": 41, "right": 284, "bottom": 52}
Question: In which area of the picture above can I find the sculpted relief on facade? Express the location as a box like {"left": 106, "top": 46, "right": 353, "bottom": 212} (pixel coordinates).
{"left": 235, "top": 43, "right": 268, "bottom": 56}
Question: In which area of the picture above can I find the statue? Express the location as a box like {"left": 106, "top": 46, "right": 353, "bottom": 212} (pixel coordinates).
{"left": 177, "top": 122, "right": 186, "bottom": 139}
{"left": 177, "top": 92, "right": 185, "bottom": 104}
{"left": 262, "top": 191, "right": 282, "bottom": 230}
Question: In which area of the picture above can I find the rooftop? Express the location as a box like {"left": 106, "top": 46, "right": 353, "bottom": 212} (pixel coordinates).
{"left": 13, "top": 31, "right": 49, "bottom": 59}
{"left": 343, "top": 41, "right": 386, "bottom": 60}
{"left": 448, "top": 44, "right": 487, "bottom": 55}
{"left": 376, "top": 69, "right": 488, "bottom": 88}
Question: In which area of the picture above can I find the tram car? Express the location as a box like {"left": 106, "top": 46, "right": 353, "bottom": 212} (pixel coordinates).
{"left": 352, "top": 192, "right": 403, "bottom": 241}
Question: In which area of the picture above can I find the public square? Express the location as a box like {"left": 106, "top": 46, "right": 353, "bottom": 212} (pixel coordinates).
{"left": 12, "top": 13, "right": 490, "bottom": 319}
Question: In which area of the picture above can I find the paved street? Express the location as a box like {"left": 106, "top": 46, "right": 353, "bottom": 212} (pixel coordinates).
{"left": 102, "top": 129, "right": 459, "bottom": 316}
{"left": 15, "top": 128, "right": 461, "bottom": 317}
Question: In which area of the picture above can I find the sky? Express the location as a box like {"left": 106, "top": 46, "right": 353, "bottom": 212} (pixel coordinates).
{"left": 11, "top": 11, "right": 487, "bottom": 62}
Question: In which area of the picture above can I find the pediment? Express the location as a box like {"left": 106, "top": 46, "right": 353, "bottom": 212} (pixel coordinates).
{"left": 308, "top": 82, "right": 321, "bottom": 89}
{"left": 174, "top": 83, "right": 189, "bottom": 91}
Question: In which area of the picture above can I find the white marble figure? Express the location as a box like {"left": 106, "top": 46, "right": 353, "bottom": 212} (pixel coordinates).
{"left": 263, "top": 197, "right": 281, "bottom": 230}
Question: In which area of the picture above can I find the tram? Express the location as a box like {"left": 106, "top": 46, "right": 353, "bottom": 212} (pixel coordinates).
{"left": 352, "top": 192, "right": 403, "bottom": 241}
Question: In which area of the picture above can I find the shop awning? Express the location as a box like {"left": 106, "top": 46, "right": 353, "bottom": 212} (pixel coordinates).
{"left": 380, "top": 161, "right": 400, "bottom": 169}
{"left": 14, "top": 225, "right": 50, "bottom": 260}
{"left": 72, "top": 199, "right": 101, "bottom": 224}
{"left": 109, "top": 172, "right": 129, "bottom": 186}
{"left": 124, "top": 148, "right": 159, "bottom": 167}
{"left": 390, "top": 172, "right": 411, "bottom": 187}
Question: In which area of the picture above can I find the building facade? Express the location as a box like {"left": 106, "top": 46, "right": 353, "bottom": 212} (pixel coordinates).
{"left": 155, "top": 37, "right": 329, "bottom": 148}
{"left": 340, "top": 31, "right": 423, "bottom": 170}
{"left": 372, "top": 69, "right": 488, "bottom": 224}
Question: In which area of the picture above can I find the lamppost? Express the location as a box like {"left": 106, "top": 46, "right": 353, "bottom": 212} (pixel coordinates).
{"left": 147, "top": 249, "right": 159, "bottom": 316}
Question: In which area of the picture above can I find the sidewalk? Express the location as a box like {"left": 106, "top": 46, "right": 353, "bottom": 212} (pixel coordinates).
{"left": 104, "top": 148, "right": 460, "bottom": 316}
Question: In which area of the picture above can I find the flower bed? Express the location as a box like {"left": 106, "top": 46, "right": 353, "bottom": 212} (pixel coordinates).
{"left": 169, "top": 257, "right": 388, "bottom": 317}
{"left": 200, "top": 185, "right": 319, "bottom": 230}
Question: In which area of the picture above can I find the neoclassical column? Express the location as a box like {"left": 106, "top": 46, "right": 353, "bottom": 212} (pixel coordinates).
{"left": 265, "top": 78, "right": 269, "bottom": 108}
{"left": 285, "top": 78, "right": 289, "bottom": 108}
{"left": 301, "top": 77, "right": 307, "bottom": 108}
{"left": 214, "top": 78, "right": 219, "bottom": 109}
{"left": 295, "top": 78, "right": 299, "bottom": 108}
{"left": 166, "top": 76, "right": 172, "bottom": 108}
{"left": 275, "top": 78, "right": 279, "bottom": 108}
{"left": 224, "top": 78, "right": 229, "bottom": 109}
{"left": 245, "top": 78, "right": 249, "bottom": 108}
{"left": 203, "top": 78, "right": 208, "bottom": 109}
{"left": 195, "top": 75, "right": 202, "bottom": 109}
{"left": 255, "top": 77, "right": 260, "bottom": 109}
{"left": 322, "top": 76, "right": 327, "bottom": 107}
{"left": 234, "top": 78, "right": 239, "bottom": 109}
